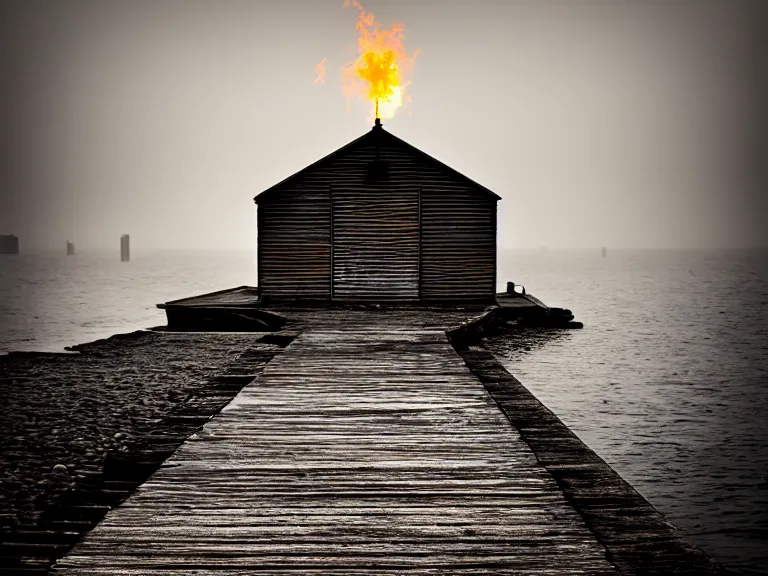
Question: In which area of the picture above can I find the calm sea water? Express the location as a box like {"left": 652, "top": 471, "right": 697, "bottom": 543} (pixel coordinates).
{"left": 0, "top": 248, "right": 766, "bottom": 573}
{"left": 0, "top": 249, "right": 258, "bottom": 353}
{"left": 493, "top": 248, "right": 768, "bottom": 575}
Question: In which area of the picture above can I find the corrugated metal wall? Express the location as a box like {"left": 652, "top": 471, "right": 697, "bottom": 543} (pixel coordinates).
{"left": 257, "top": 132, "right": 497, "bottom": 302}
{"left": 332, "top": 186, "right": 419, "bottom": 300}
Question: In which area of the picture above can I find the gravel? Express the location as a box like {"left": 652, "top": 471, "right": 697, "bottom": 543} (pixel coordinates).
{"left": 0, "top": 330, "right": 261, "bottom": 529}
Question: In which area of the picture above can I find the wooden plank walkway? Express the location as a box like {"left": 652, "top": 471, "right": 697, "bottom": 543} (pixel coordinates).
{"left": 52, "top": 322, "right": 617, "bottom": 574}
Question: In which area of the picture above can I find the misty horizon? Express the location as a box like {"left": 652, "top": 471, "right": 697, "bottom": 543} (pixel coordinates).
{"left": 1, "top": 0, "right": 766, "bottom": 252}
{"left": 6, "top": 243, "right": 768, "bottom": 255}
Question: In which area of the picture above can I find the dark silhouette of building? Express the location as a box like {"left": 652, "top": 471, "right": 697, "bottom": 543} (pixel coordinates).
{"left": 254, "top": 120, "right": 500, "bottom": 303}
{"left": 0, "top": 234, "right": 19, "bottom": 254}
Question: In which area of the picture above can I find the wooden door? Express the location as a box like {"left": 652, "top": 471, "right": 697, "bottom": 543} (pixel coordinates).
{"left": 331, "top": 187, "right": 420, "bottom": 301}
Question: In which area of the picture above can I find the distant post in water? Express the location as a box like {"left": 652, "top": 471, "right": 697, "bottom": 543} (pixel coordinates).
{"left": 66, "top": 241, "right": 75, "bottom": 256}
{"left": 601, "top": 246, "right": 607, "bottom": 258}
{"left": 120, "top": 234, "right": 130, "bottom": 262}
{"left": 0, "top": 234, "right": 19, "bottom": 254}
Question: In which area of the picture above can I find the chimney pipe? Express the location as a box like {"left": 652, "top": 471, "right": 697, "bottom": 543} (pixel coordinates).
{"left": 374, "top": 117, "right": 382, "bottom": 128}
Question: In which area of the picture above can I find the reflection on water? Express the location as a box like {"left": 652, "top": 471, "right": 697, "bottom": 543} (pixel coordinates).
{"left": 487, "top": 248, "right": 768, "bottom": 575}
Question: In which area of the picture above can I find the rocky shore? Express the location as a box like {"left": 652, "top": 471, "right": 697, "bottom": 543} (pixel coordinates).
{"left": 0, "top": 329, "right": 298, "bottom": 575}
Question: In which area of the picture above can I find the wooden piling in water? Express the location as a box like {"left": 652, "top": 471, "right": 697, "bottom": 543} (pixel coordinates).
{"left": 66, "top": 241, "right": 75, "bottom": 256}
{"left": 120, "top": 234, "right": 130, "bottom": 262}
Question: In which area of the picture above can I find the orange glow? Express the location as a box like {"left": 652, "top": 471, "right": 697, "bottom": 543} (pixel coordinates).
{"left": 341, "top": 0, "right": 418, "bottom": 120}
{"left": 313, "top": 58, "right": 326, "bottom": 84}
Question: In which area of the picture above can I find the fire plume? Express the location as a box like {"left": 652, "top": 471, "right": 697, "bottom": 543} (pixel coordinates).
{"left": 313, "top": 58, "right": 326, "bottom": 84}
{"left": 341, "top": 0, "right": 418, "bottom": 120}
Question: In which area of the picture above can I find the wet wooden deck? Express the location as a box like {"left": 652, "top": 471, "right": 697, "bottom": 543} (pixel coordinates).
{"left": 52, "top": 317, "right": 618, "bottom": 574}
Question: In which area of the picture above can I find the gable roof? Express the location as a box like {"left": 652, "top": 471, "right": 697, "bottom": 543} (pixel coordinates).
{"left": 254, "top": 123, "right": 501, "bottom": 204}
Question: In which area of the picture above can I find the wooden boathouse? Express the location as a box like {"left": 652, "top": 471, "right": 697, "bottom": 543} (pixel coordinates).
{"left": 254, "top": 119, "right": 499, "bottom": 303}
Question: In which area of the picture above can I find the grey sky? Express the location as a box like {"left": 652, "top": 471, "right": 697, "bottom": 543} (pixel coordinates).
{"left": 1, "top": 0, "right": 765, "bottom": 251}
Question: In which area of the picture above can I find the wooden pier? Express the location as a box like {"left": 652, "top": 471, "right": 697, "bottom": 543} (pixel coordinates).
{"left": 51, "top": 311, "right": 728, "bottom": 575}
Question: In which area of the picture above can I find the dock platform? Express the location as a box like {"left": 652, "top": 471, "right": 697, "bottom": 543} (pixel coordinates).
{"left": 156, "top": 285, "right": 579, "bottom": 332}
{"left": 52, "top": 310, "right": 727, "bottom": 575}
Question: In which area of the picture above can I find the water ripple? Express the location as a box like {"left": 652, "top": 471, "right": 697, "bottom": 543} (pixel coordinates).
{"left": 488, "top": 248, "right": 768, "bottom": 574}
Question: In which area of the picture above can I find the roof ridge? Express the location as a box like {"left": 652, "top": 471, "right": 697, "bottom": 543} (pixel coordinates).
{"left": 254, "top": 125, "right": 500, "bottom": 203}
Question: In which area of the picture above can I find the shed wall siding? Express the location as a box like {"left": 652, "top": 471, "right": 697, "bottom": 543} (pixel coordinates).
{"left": 258, "top": 190, "right": 331, "bottom": 299}
{"left": 420, "top": 189, "right": 496, "bottom": 300}
{"left": 258, "top": 138, "right": 497, "bottom": 302}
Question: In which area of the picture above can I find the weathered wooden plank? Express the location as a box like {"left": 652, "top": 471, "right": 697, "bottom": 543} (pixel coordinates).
{"left": 52, "top": 324, "right": 616, "bottom": 574}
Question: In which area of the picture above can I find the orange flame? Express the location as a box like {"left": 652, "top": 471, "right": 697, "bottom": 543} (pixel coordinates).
{"left": 341, "top": 0, "right": 418, "bottom": 120}
{"left": 313, "top": 58, "right": 326, "bottom": 84}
